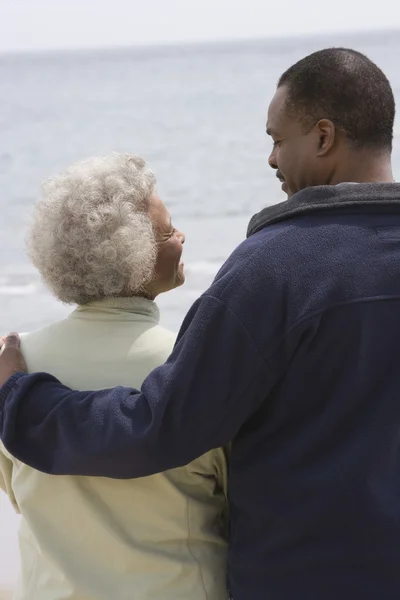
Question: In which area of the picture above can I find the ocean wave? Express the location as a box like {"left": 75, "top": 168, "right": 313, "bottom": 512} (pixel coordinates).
{"left": 0, "top": 262, "right": 220, "bottom": 296}
{"left": 0, "top": 284, "right": 37, "bottom": 296}
{"left": 185, "top": 261, "right": 221, "bottom": 275}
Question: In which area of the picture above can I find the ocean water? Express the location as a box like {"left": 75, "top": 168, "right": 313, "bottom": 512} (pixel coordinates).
{"left": 1, "top": 30, "right": 400, "bottom": 589}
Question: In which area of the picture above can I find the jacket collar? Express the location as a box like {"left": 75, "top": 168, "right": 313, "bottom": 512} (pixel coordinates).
{"left": 71, "top": 296, "right": 160, "bottom": 322}
{"left": 247, "top": 183, "right": 400, "bottom": 238}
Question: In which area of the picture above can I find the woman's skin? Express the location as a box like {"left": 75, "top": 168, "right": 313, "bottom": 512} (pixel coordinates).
{"left": 145, "top": 195, "right": 185, "bottom": 299}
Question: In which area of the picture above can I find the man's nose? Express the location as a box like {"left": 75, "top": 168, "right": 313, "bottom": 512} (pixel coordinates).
{"left": 268, "top": 149, "right": 278, "bottom": 170}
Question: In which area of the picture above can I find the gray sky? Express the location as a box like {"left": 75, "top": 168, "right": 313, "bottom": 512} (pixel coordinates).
{"left": 1, "top": 0, "right": 399, "bottom": 52}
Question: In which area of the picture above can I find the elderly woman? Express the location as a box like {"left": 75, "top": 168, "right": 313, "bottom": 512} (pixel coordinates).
{"left": 0, "top": 154, "right": 228, "bottom": 600}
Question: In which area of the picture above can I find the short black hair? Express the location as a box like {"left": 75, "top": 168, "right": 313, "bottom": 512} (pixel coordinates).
{"left": 278, "top": 48, "right": 395, "bottom": 151}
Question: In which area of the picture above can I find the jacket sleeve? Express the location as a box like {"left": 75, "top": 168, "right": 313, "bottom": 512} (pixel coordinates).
{"left": 0, "top": 443, "right": 19, "bottom": 512}
{"left": 0, "top": 294, "right": 276, "bottom": 478}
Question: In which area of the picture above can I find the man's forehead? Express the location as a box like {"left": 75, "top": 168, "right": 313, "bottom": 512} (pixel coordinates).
{"left": 266, "top": 106, "right": 277, "bottom": 135}
{"left": 266, "top": 86, "right": 287, "bottom": 132}
{"left": 266, "top": 85, "right": 295, "bottom": 134}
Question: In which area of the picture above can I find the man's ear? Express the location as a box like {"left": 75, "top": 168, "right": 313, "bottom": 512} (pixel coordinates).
{"left": 315, "top": 119, "right": 336, "bottom": 156}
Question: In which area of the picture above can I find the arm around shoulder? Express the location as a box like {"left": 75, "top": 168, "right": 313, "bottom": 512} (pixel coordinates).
{"left": 0, "top": 294, "right": 275, "bottom": 478}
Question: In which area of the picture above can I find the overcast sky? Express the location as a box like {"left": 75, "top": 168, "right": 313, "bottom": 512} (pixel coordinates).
{"left": 1, "top": 0, "right": 400, "bottom": 52}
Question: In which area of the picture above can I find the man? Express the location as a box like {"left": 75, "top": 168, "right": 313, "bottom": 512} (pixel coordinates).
{"left": 1, "top": 48, "right": 400, "bottom": 599}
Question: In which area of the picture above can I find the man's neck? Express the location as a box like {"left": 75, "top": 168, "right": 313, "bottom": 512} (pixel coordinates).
{"left": 329, "top": 150, "right": 394, "bottom": 186}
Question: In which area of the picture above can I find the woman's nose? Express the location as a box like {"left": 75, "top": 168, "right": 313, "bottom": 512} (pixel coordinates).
{"left": 176, "top": 229, "right": 185, "bottom": 244}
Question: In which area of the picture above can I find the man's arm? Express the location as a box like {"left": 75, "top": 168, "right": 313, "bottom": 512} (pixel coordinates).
{"left": 0, "top": 295, "right": 276, "bottom": 478}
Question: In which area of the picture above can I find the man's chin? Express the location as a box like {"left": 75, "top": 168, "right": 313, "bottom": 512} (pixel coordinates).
{"left": 282, "top": 183, "right": 295, "bottom": 199}
{"left": 176, "top": 274, "right": 185, "bottom": 287}
{"left": 281, "top": 181, "right": 294, "bottom": 199}
{"left": 175, "top": 266, "right": 185, "bottom": 287}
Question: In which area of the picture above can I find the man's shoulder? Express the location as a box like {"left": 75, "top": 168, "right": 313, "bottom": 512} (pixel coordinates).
{"left": 224, "top": 212, "right": 370, "bottom": 278}
{"left": 214, "top": 217, "right": 328, "bottom": 288}
{"left": 207, "top": 214, "right": 373, "bottom": 344}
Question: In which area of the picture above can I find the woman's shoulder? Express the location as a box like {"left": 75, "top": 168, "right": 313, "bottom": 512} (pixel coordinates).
{"left": 147, "top": 323, "right": 177, "bottom": 343}
{"left": 140, "top": 323, "right": 177, "bottom": 360}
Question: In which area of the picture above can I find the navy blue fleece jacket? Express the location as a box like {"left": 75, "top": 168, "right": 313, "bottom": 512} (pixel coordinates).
{"left": 2, "top": 183, "right": 400, "bottom": 599}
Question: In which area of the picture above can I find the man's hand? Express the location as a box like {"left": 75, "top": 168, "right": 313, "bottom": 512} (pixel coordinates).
{"left": 0, "top": 333, "right": 27, "bottom": 386}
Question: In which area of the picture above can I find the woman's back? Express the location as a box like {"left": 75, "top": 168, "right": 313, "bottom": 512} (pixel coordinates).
{"left": 0, "top": 297, "right": 228, "bottom": 600}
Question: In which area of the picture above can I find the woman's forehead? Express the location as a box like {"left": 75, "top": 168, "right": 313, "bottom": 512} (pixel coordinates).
{"left": 148, "top": 194, "right": 171, "bottom": 227}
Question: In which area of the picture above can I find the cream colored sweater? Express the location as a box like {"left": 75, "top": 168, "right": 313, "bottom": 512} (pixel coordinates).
{"left": 0, "top": 297, "right": 228, "bottom": 600}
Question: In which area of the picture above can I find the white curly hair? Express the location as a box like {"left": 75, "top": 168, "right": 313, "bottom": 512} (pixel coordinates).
{"left": 27, "top": 153, "right": 158, "bottom": 305}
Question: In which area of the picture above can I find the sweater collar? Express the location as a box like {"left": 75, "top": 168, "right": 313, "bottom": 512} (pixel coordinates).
{"left": 71, "top": 296, "right": 160, "bottom": 322}
{"left": 247, "top": 182, "right": 400, "bottom": 238}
